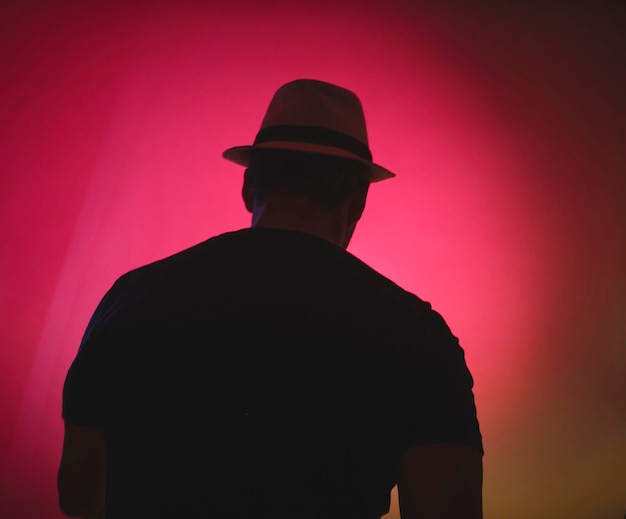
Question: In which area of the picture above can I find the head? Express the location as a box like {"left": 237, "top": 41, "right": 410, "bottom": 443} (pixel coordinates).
{"left": 242, "top": 148, "right": 371, "bottom": 248}
{"left": 223, "top": 79, "right": 395, "bottom": 247}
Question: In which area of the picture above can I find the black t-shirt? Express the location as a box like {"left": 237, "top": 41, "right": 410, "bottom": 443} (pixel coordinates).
{"left": 63, "top": 228, "right": 482, "bottom": 519}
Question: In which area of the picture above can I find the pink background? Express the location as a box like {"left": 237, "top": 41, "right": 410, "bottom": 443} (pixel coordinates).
{"left": 1, "top": 2, "right": 625, "bottom": 518}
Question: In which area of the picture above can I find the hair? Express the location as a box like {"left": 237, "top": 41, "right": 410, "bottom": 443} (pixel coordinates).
{"left": 246, "top": 148, "right": 372, "bottom": 210}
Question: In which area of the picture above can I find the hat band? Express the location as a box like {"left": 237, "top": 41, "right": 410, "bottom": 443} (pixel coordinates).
{"left": 253, "top": 125, "right": 373, "bottom": 162}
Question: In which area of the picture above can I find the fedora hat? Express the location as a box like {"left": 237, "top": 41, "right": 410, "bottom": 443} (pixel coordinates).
{"left": 222, "top": 79, "right": 395, "bottom": 182}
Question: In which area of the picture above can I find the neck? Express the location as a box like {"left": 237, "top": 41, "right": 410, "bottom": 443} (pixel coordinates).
{"left": 250, "top": 195, "right": 354, "bottom": 248}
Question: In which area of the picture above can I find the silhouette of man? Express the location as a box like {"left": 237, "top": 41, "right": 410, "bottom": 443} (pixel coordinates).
{"left": 59, "top": 79, "right": 483, "bottom": 519}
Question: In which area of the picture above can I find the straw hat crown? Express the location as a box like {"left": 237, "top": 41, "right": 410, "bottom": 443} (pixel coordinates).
{"left": 222, "top": 79, "right": 395, "bottom": 182}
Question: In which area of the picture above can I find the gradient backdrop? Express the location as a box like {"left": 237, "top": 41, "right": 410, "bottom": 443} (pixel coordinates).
{"left": 1, "top": 1, "right": 625, "bottom": 518}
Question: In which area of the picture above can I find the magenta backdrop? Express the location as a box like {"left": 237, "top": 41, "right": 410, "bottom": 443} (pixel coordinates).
{"left": 1, "top": 2, "right": 625, "bottom": 518}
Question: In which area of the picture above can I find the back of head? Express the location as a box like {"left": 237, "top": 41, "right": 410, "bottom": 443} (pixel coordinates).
{"left": 246, "top": 148, "right": 372, "bottom": 210}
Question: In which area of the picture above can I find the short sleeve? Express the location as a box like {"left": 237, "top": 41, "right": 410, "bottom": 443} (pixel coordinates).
{"left": 62, "top": 281, "right": 124, "bottom": 427}
{"left": 402, "top": 305, "right": 483, "bottom": 455}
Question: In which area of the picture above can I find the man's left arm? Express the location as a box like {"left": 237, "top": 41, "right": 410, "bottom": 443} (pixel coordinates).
{"left": 59, "top": 283, "right": 121, "bottom": 517}
{"left": 58, "top": 423, "right": 106, "bottom": 518}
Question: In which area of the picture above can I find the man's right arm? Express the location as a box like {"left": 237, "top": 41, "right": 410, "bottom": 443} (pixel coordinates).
{"left": 397, "top": 443, "right": 483, "bottom": 519}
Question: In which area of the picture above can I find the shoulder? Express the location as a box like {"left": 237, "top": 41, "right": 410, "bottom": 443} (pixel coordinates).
{"left": 109, "top": 230, "right": 247, "bottom": 291}
{"left": 338, "top": 247, "right": 435, "bottom": 318}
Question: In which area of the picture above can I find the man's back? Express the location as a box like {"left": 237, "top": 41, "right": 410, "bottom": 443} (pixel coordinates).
{"left": 63, "top": 227, "right": 482, "bottom": 518}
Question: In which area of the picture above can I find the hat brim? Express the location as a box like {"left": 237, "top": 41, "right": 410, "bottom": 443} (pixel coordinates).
{"left": 222, "top": 142, "right": 395, "bottom": 182}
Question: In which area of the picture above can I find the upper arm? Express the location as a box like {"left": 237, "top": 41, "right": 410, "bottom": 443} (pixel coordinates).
{"left": 58, "top": 423, "right": 106, "bottom": 518}
{"left": 397, "top": 443, "right": 483, "bottom": 519}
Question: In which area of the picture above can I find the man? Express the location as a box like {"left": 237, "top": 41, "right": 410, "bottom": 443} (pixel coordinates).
{"left": 59, "top": 79, "right": 483, "bottom": 518}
